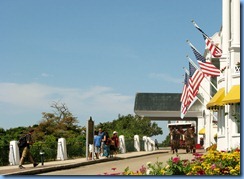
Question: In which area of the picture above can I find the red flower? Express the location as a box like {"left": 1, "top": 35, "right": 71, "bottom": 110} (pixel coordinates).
{"left": 235, "top": 149, "right": 240, "bottom": 152}
{"left": 172, "top": 157, "right": 180, "bottom": 164}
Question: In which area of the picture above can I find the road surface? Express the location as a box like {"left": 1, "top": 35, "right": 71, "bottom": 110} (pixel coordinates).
{"left": 40, "top": 149, "right": 196, "bottom": 175}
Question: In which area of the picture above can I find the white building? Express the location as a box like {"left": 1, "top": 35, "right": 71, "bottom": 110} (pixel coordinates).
{"left": 134, "top": 0, "right": 240, "bottom": 151}
{"left": 205, "top": 0, "right": 240, "bottom": 151}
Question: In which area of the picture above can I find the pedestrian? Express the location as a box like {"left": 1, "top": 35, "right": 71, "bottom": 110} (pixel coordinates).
{"left": 19, "top": 128, "right": 39, "bottom": 169}
{"left": 88, "top": 130, "right": 101, "bottom": 160}
{"left": 102, "top": 131, "right": 110, "bottom": 158}
{"left": 94, "top": 130, "right": 102, "bottom": 159}
{"left": 98, "top": 128, "right": 104, "bottom": 157}
{"left": 111, "top": 131, "right": 120, "bottom": 157}
{"left": 154, "top": 139, "right": 159, "bottom": 150}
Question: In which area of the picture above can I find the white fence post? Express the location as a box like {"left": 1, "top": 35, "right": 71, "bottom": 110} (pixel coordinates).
{"left": 119, "top": 135, "right": 126, "bottom": 153}
{"left": 147, "top": 137, "right": 155, "bottom": 151}
{"left": 142, "top": 136, "right": 148, "bottom": 151}
{"left": 57, "top": 138, "right": 67, "bottom": 160}
{"left": 134, "top": 135, "right": 140, "bottom": 152}
{"left": 9, "top": 141, "right": 20, "bottom": 165}
{"left": 147, "top": 137, "right": 153, "bottom": 151}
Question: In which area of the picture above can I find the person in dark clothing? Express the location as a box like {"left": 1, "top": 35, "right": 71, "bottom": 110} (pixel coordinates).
{"left": 19, "top": 129, "right": 38, "bottom": 169}
{"left": 111, "top": 131, "right": 120, "bottom": 157}
{"left": 98, "top": 128, "right": 105, "bottom": 156}
{"left": 155, "top": 139, "right": 159, "bottom": 150}
{"left": 102, "top": 131, "right": 110, "bottom": 158}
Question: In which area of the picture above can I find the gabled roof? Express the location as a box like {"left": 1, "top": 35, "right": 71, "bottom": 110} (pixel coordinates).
{"left": 134, "top": 93, "right": 202, "bottom": 121}
{"left": 134, "top": 93, "right": 181, "bottom": 111}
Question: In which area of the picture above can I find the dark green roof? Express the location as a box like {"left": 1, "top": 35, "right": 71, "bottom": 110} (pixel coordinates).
{"left": 134, "top": 93, "right": 203, "bottom": 112}
{"left": 134, "top": 93, "right": 181, "bottom": 111}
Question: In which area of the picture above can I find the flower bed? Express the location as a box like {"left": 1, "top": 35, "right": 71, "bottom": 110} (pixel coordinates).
{"left": 122, "top": 148, "right": 240, "bottom": 175}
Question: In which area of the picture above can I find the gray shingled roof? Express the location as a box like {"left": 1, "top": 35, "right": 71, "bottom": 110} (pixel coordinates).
{"left": 134, "top": 93, "right": 181, "bottom": 111}
{"left": 134, "top": 93, "right": 203, "bottom": 112}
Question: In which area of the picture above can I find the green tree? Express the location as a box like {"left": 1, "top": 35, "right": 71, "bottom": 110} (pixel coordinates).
{"left": 96, "top": 114, "right": 163, "bottom": 139}
{"left": 162, "top": 134, "right": 171, "bottom": 147}
{"left": 34, "top": 101, "right": 84, "bottom": 141}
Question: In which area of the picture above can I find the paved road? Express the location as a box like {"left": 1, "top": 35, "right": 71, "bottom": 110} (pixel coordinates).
{"left": 39, "top": 149, "right": 197, "bottom": 175}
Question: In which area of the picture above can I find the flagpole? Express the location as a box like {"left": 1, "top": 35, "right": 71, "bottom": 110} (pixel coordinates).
{"left": 191, "top": 20, "right": 209, "bottom": 37}
{"left": 188, "top": 91, "right": 218, "bottom": 121}
{"left": 186, "top": 40, "right": 204, "bottom": 57}
{"left": 186, "top": 55, "right": 218, "bottom": 91}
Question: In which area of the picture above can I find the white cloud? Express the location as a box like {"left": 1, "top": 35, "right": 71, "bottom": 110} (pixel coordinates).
{"left": 41, "top": 73, "right": 51, "bottom": 77}
{"left": 149, "top": 73, "right": 182, "bottom": 84}
{"left": 0, "top": 83, "right": 134, "bottom": 128}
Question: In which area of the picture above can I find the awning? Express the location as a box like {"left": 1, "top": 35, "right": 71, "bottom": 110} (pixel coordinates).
{"left": 206, "top": 88, "right": 225, "bottom": 109}
{"left": 222, "top": 85, "right": 240, "bottom": 104}
{"left": 198, "top": 128, "right": 205, "bottom": 135}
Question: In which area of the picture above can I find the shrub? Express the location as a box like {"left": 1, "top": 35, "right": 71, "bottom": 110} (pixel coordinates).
{"left": 123, "top": 148, "right": 240, "bottom": 175}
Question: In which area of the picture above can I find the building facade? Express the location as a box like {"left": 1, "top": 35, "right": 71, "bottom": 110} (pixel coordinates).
{"left": 206, "top": 0, "right": 240, "bottom": 151}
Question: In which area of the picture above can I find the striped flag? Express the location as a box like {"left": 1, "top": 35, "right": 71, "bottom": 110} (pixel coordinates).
{"left": 189, "top": 43, "right": 221, "bottom": 76}
{"left": 180, "top": 72, "right": 189, "bottom": 106}
{"left": 180, "top": 73, "right": 189, "bottom": 118}
{"left": 192, "top": 20, "right": 222, "bottom": 58}
{"left": 180, "top": 103, "right": 187, "bottom": 118}
{"left": 188, "top": 62, "right": 204, "bottom": 105}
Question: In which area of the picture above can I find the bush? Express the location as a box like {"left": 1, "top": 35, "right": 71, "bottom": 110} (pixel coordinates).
{"left": 123, "top": 148, "right": 240, "bottom": 175}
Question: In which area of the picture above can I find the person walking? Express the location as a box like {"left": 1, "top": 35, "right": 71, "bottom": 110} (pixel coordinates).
{"left": 98, "top": 128, "right": 104, "bottom": 157}
{"left": 19, "top": 128, "right": 38, "bottom": 169}
{"left": 102, "top": 131, "right": 110, "bottom": 158}
{"left": 111, "top": 131, "right": 120, "bottom": 157}
{"left": 94, "top": 130, "right": 102, "bottom": 159}
{"left": 154, "top": 139, "right": 159, "bottom": 150}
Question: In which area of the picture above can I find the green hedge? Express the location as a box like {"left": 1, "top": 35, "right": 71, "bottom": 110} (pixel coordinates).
{"left": 1, "top": 138, "right": 145, "bottom": 166}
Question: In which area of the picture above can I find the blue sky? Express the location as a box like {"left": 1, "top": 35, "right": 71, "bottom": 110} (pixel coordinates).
{"left": 0, "top": 0, "right": 222, "bottom": 142}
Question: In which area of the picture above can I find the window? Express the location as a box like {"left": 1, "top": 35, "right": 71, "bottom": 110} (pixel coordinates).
{"left": 218, "top": 106, "right": 225, "bottom": 135}
{"left": 233, "top": 104, "right": 240, "bottom": 134}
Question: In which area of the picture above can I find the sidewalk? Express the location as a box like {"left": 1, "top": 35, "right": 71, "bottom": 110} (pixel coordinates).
{"left": 0, "top": 148, "right": 205, "bottom": 175}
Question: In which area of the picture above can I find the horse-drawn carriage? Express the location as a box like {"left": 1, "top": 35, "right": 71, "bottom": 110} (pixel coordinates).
{"left": 168, "top": 123, "right": 196, "bottom": 154}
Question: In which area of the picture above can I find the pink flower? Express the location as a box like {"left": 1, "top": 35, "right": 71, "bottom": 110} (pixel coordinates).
{"left": 172, "top": 157, "right": 180, "bottom": 164}
{"left": 211, "top": 164, "right": 216, "bottom": 170}
{"left": 139, "top": 165, "right": 146, "bottom": 173}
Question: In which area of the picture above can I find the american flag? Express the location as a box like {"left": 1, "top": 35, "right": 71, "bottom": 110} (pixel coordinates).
{"left": 188, "top": 62, "right": 204, "bottom": 105}
{"left": 180, "top": 72, "right": 189, "bottom": 106}
{"left": 180, "top": 103, "right": 187, "bottom": 118}
{"left": 190, "top": 44, "right": 221, "bottom": 76}
{"left": 180, "top": 73, "right": 188, "bottom": 118}
{"left": 192, "top": 21, "right": 222, "bottom": 58}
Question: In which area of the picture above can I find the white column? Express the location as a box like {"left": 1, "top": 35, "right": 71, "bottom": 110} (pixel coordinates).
{"left": 232, "top": 0, "right": 240, "bottom": 47}
{"left": 142, "top": 136, "right": 148, "bottom": 151}
{"left": 222, "top": 0, "right": 231, "bottom": 151}
{"left": 9, "top": 141, "right": 20, "bottom": 165}
{"left": 119, "top": 135, "right": 126, "bottom": 153}
{"left": 133, "top": 135, "right": 140, "bottom": 152}
{"left": 57, "top": 138, "right": 67, "bottom": 160}
{"left": 147, "top": 137, "right": 152, "bottom": 151}
{"left": 222, "top": 0, "right": 230, "bottom": 56}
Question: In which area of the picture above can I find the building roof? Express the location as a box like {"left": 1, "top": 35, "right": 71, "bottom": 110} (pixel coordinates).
{"left": 134, "top": 93, "right": 202, "bottom": 121}
{"left": 134, "top": 93, "right": 181, "bottom": 111}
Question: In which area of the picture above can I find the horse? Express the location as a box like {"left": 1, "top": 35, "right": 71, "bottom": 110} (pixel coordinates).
{"left": 184, "top": 128, "right": 196, "bottom": 153}
{"left": 170, "top": 128, "right": 181, "bottom": 154}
